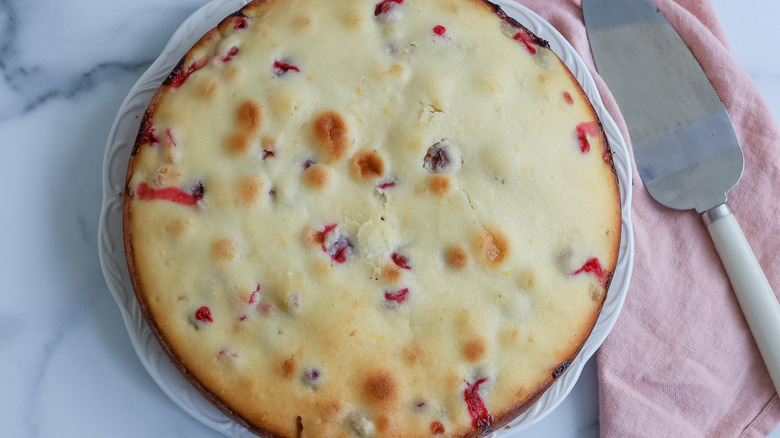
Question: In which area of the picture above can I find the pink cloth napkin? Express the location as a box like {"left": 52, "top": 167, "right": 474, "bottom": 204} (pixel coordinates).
{"left": 514, "top": 0, "right": 780, "bottom": 436}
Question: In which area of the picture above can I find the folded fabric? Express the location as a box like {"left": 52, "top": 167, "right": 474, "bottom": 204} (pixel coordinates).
{"left": 514, "top": 0, "right": 780, "bottom": 436}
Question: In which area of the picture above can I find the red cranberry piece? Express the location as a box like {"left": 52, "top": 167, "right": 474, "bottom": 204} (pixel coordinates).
{"left": 513, "top": 29, "right": 538, "bottom": 55}
{"left": 314, "top": 223, "right": 338, "bottom": 249}
{"left": 195, "top": 306, "right": 213, "bottom": 323}
{"left": 217, "top": 46, "right": 239, "bottom": 63}
{"left": 167, "top": 57, "right": 208, "bottom": 89}
{"left": 136, "top": 182, "right": 204, "bottom": 206}
{"left": 433, "top": 25, "right": 447, "bottom": 36}
{"left": 329, "top": 235, "right": 356, "bottom": 264}
{"left": 576, "top": 122, "right": 599, "bottom": 153}
{"left": 571, "top": 257, "right": 607, "bottom": 285}
{"left": 464, "top": 378, "right": 493, "bottom": 429}
{"left": 391, "top": 252, "right": 411, "bottom": 270}
{"left": 269, "top": 188, "right": 277, "bottom": 198}
{"left": 219, "top": 348, "right": 239, "bottom": 358}
{"left": 552, "top": 360, "right": 572, "bottom": 378}
{"left": 424, "top": 143, "right": 451, "bottom": 173}
{"left": 374, "top": 0, "right": 403, "bottom": 16}
{"left": 242, "top": 284, "right": 275, "bottom": 318}
{"left": 384, "top": 287, "right": 410, "bottom": 304}
{"left": 273, "top": 59, "right": 300, "bottom": 76}
{"left": 248, "top": 284, "right": 261, "bottom": 305}
{"left": 377, "top": 179, "right": 396, "bottom": 190}
{"left": 302, "top": 157, "right": 316, "bottom": 170}
{"left": 301, "top": 367, "right": 322, "bottom": 388}
{"left": 431, "top": 421, "right": 446, "bottom": 435}
{"left": 165, "top": 129, "right": 178, "bottom": 148}
{"left": 314, "top": 224, "right": 356, "bottom": 264}
{"left": 137, "top": 110, "right": 159, "bottom": 152}
{"left": 262, "top": 149, "right": 276, "bottom": 160}
{"left": 563, "top": 91, "right": 574, "bottom": 105}
{"left": 232, "top": 15, "right": 248, "bottom": 31}
{"left": 258, "top": 303, "right": 274, "bottom": 315}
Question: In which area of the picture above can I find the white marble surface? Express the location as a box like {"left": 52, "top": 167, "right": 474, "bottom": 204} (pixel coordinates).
{"left": 0, "top": 0, "right": 776, "bottom": 437}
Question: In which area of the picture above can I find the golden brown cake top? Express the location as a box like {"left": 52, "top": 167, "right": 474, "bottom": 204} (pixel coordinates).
{"left": 124, "top": 0, "right": 621, "bottom": 436}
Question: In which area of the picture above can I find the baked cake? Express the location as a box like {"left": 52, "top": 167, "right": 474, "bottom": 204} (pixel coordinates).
{"left": 123, "top": 0, "right": 622, "bottom": 436}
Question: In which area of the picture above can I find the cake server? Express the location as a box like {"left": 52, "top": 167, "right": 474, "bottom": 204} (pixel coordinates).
{"left": 583, "top": 0, "right": 780, "bottom": 394}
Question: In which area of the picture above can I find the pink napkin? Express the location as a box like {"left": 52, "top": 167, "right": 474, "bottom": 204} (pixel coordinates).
{"left": 514, "top": 0, "right": 780, "bottom": 436}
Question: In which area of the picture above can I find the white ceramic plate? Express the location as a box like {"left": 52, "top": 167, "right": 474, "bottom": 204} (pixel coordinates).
{"left": 98, "top": 1, "right": 634, "bottom": 436}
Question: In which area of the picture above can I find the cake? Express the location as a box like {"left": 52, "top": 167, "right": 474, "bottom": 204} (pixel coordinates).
{"left": 123, "top": 0, "right": 622, "bottom": 436}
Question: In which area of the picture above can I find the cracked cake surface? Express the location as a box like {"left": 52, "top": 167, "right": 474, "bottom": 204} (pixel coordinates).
{"left": 123, "top": 0, "right": 622, "bottom": 436}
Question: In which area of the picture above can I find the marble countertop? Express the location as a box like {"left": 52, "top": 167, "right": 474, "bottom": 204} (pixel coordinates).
{"left": 0, "top": 0, "right": 777, "bottom": 436}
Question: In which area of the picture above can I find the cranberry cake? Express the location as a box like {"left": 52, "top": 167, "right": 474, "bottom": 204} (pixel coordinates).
{"left": 123, "top": 0, "right": 621, "bottom": 436}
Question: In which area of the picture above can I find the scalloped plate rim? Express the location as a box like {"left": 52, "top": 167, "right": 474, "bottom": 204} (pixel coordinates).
{"left": 97, "top": 0, "right": 634, "bottom": 436}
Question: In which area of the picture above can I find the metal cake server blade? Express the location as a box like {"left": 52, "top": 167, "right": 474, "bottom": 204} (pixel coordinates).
{"left": 584, "top": 0, "right": 780, "bottom": 394}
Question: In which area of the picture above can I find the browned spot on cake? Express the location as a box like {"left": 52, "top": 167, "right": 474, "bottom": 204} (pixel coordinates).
{"left": 381, "top": 264, "right": 402, "bottom": 284}
{"left": 200, "top": 80, "right": 218, "bottom": 99}
{"left": 296, "top": 416, "right": 303, "bottom": 438}
{"left": 501, "top": 327, "right": 519, "bottom": 345}
{"left": 304, "top": 164, "right": 329, "bottom": 189}
{"left": 376, "top": 413, "right": 397, "bottom": 433}
{"left": 313, "top": 111, "right": 350, "bottom": 161}
{"left": 445, "top": 372, "right": 462, "bottom": 389}
{"left": 232, "top": 321, "right": 249, "bottom": 335}
{"left": 351, "top": 150, "right": 384, "bottom": 181}
{"left": 281, "top": 356, "right": 297, "bottom": 378}
{"left": 293, "top": 15, "right": 312, "bottom": 28}
{"left": 514, "top": 386, "right": 531, "bottom": 403}
{"left": 428, "top": 174, "right": 452, "bottom": 195}
{"left": 344, "top": 9, "right": 363, "bottom": 28}
{"left": 444, "top": 246, "right": 468, "bottom": 268}
{"left": 403, "top": 343, "right": 431, "bottom": 366}
{"left": 237, "top": 100, "right": 262, "bottom": 132}
{"left": 589, "top": 283, "right": 605, "bottom": 302}
{"left": 379, "top": 64, "right": 405, "bottom": 80}
{"left": 262, "top": 136, "right": 276, "bottom": 149}
{"left": 476, "top": 228, "right": 509, "bottom": 266}
{"left": 229, "top": 132, "right": 252, "bottom": 154}
{"left": 364, "top": 370, "right": 397, "bottom": 403}
{"left": 269, "top": 91, "right": 294, "bottom": 117}
{"left": 226, "top": 65, "right": 241, "bottom": 82}
{"left": 236, "top": 176, "right": 263, "bottom": 205}
{"left": 166, "top": 217, "right": 191, "bottom": 236}
{"left": 463, "top": 336, "right": 487, "bottom": 362}
{"left": 228, "top": 101, "right": 262, "bottom": 155}
{"left": 314, "top": 398, "right": 343, "bottom": 417}
{"left": 212, "top": 238, "right": 237, "bottom": 261}
{"left": 407, "top": 138, "right": 424, "bottom": 152}
{"left": 313, "top": 259, "right": 331, "bottom": 277}
{"left": 307, "top": 227, "right": 326, "bottom": 248}
{"left": 518, "top": 269, "right": 536, "bottom": 289}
